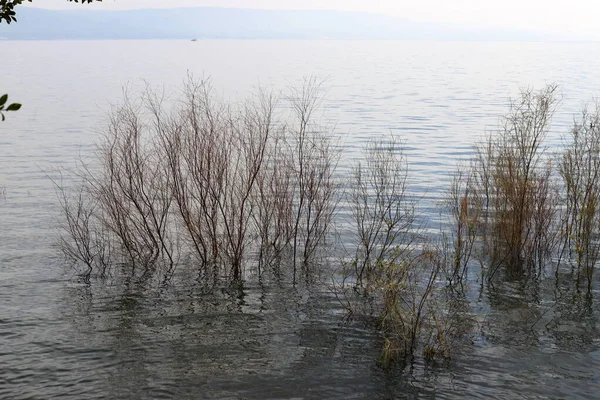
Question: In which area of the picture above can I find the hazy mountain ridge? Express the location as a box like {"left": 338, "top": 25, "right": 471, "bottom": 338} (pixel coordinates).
{"left": 0, "top": 7, "right": 556, "bottom": 40}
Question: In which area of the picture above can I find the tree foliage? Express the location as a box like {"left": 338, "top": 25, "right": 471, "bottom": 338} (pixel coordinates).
{"left": 0, "top": 0, "right": 102, "bottom": 24}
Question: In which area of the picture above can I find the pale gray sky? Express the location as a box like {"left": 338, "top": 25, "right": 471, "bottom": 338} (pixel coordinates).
{"left": 24, "top": 0, "right": 597, "bottom": 38}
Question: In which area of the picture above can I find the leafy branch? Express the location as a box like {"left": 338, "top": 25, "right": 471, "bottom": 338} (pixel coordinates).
{"left": 0, "top": 94, "right": 21, "bottom": 121}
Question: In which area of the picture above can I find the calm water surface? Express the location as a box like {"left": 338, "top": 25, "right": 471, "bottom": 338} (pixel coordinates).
{"left": 2, "top": 40, "right": 600, "bottom": 399}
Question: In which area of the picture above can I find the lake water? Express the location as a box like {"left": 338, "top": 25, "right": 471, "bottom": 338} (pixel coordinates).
{"left": 2, "top": 40, "right": 600, "bottom": 399}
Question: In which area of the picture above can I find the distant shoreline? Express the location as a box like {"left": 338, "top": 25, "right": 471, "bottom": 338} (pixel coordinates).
{"left": 0, "top": 6, "right": 576, "bottom": 42}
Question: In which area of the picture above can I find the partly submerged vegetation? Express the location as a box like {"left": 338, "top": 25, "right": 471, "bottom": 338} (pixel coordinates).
{"left": 56, "top": 77, "right": 337, "bottom": 283}
{"left": 55, "top": 80, "right": 600, "bottom": 366}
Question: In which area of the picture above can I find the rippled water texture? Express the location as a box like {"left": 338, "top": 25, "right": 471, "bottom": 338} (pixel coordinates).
{"left": 2, "top": 40, "right": 600, "bottom": 399}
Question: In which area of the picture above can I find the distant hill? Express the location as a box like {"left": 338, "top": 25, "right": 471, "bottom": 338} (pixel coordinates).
{"left": 0, "top": 7, "right": 553, "bottom": 41}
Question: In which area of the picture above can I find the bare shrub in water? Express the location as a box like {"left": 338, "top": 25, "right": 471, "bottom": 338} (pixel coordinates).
{"left": 55, "top": 180, "right": 113, "bottom": 279}
{"left": 444, "top": 166, "right": 481, "bottom": 285}
{"left": 287, "top": 78, "right": 339, "bottom": 280}
{"left": 57, "top": 77, "right": 338, "bottom": 282}
{"left": 195, "top": 89, "right": 275, "bottom": 281}
{"left": 470, "top": 85, "right": 561, "bottom": 277}
{"left": 332, "top": 134, "right": 458, "bottom": 363}
{"left": 66, "top": 92, "right": 178, "bottom": 275}
{"left": 252, "top": 117, "right": 295, "bottom": 273}
{"left": 376, "top": 245, "right": 446, "bottom": 365}
{"left": 349, "top": 135, "right": 415, "bottom": 287}
{"left": 559, "top": 104, "right": 600, "bottom": 291}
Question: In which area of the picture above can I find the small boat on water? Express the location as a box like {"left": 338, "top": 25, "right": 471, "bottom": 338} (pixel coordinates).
{"left": 191, "top": 38, "right": 198, "bottom": 42}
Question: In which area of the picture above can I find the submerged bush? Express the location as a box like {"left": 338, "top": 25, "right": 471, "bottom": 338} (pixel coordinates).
{"left": 376, "top": 245, "right": 455, "bottom": 365}
{"left": 444, "top": 166, "right": 481, "bottom": 285}
{"left": 349, "top": 135, "right": 414, "bottom": 287}
{"left": 458, "top": 85, "right": 600, "bottom": 288}
{"left": 467, "top": 85, "right": 561, "bottom": 278}
{"left": 559, "top": 104, "right": 600, "bottom": 291}
{"left": 56, "top": 77, "right": 338, "bottom": 282}
{"left": 334, "top": 135, "right": 459, "bottom": 363}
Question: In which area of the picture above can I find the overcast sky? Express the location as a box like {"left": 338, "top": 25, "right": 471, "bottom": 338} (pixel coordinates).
{"left": 23, "top": 0, "right": 597, "bottom": 38}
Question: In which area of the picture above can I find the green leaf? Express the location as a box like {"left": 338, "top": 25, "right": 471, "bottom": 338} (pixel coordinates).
{"left": 1, "top": 113, "right": 5, "bottom": 122}
{"left": 6, "top": 103, "right": 21, "bottom": 111}
{"left": 0, "top": 94, "right": 7, "bottom": 106}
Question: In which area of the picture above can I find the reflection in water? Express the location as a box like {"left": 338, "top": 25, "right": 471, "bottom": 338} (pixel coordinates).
{"left": 40, "top": 263, "right": 600, "bottom": 399}
{"left": 56, "top": 275, "right": 385, "bottom": 399}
